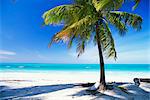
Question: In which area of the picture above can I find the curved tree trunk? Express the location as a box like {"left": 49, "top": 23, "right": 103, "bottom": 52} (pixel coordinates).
{"left": 96, "top": 22, "right": 106, "bottom": 91}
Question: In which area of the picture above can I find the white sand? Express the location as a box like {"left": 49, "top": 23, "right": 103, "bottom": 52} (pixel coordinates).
{"left": 0, "top": 71, "right": 150, "bottom": 100}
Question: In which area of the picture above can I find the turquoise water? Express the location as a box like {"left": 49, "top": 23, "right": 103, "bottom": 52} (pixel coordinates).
{"left": 0, "top": 63, "right": 149, "bottom": 72}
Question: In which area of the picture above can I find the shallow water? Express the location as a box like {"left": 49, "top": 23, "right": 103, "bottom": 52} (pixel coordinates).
{"left": 0, "top": 63, "right": 149, "bottom": 72}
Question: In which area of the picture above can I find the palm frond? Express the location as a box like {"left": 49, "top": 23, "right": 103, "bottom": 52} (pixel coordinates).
{"left": 99, "top": 22, "right": 117, "bottom": 59}
{"left": 48, "top": 15, "right": 96, "bottom": 48}
{"left": 76, "top": 40, "right": 85, "bottom": 57}
{"left": 109, "top": 11, "right": 142, "bottom": 31}
{"left": 67, "top": 34, "right": 76, "bottom": 49}
{"left": 113, "top": 0, "right": 124, "bottom": 10}
{"left": 43, "top": 5, "right": 81, "bottom": 25}
{"left": 92, "top": 0, "right": 114, "bottom": 11}
{"left": 132, "top": 0, "right": 140, "bottom": 10}
{"left": 106, "top": 13, "right": 128, "bottom": 36}
{"left": 125, "top": 0, "right": 141, "bottom": 10}
{"left": 92, "top": 0, "right": 140, "bottom": 12}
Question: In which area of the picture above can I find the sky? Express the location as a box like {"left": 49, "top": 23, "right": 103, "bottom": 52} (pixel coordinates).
{"left": 0, "top": 0, "right": 150, "bottom": 64}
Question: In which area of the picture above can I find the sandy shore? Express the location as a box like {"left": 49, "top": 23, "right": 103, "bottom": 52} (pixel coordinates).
{"left": 0, "top": 71, "right": 150, "bottom": 100}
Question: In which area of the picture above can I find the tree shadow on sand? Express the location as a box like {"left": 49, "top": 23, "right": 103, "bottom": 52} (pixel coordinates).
{"left": 70, "top": 82, "right": 150, "bottom": 100}
{"left": 0, "top": 86, "right": 10, "bottom": 91}
{"left": 70, "top": 89, "right": 122, "bottom": 100}
{"left": 0, "top": 82, "right": 149, "bottom": 100}
{"left": 0, "top": 84, "right": 77, "bottom": 100}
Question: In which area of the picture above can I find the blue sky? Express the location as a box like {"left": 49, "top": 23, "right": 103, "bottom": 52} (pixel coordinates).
{"left": 0, "top": 0, "right": 150, "bottom": 64}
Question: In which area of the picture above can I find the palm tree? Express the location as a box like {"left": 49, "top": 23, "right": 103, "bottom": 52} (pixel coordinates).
{"left": 42, "top": 0, "right": 142, "bottom": 91}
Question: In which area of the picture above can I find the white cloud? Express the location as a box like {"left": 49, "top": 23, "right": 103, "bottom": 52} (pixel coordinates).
{"left": 0, "top": 50, "right": 16, "bottom": 55}
{"left": 69, "top": 47, "right": 150, "bottom": 64}
{"left": 114, "top": 50, "right": 150, "bottom": 64}
{"left": 0, "top": 55, "right": 9, "bottom": 59}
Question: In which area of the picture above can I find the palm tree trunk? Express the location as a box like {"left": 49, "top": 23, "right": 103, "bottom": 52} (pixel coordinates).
{"left": 96, "top": 22, "right": 106, "bottom": 91}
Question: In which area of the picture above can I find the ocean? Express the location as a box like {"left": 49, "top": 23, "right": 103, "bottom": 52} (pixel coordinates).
{"left": 0, "top": 63, "right": 149, "bottom": 72}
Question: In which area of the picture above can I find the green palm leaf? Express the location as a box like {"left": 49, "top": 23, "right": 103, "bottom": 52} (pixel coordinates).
{"left": 92, "top": 0, "right": 112, "bottom": 11}
{"left": 98, "top": 21, "right": 117, "bottom": 59}
{"left": 43, "top": 5, "right": 81, "bottom": 25}
{"left": 109, "top": 11, "right": 142, "bottom": 30}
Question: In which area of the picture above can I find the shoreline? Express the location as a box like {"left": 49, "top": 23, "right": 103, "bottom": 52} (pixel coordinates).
{"left": 0, "top": 71, "right": 149, "bottom": 82}
{"left": 0, "top": 69, "right": 149, "bottom": 73}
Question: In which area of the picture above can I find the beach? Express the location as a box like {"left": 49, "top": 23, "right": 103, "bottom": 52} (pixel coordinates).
{"left": 1, "top": 0, "right": 149, "bottom": 99}
{"left": 0, "top": 71, "right": 150, "bottom": 100}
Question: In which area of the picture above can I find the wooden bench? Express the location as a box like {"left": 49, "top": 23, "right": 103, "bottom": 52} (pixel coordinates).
{"left": 133, "top": 78, "right": 150, "bottom": 86}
